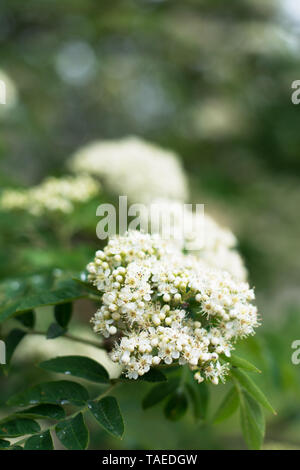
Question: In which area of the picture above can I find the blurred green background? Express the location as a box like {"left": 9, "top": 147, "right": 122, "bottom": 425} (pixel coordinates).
{"left": 0, "top": 0, "right": 300, "bottom": 450}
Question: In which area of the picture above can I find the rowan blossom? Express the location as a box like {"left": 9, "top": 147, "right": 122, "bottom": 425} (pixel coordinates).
{"left": 88, "top": 231, "right": 259, "bottom": 385}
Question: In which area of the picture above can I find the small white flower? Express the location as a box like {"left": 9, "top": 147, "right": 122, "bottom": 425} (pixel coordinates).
{"left": 194, "top": 372, "right": 204, "bottom": 384}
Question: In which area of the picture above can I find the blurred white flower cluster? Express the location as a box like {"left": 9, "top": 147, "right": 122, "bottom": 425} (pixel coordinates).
{"left": 140, "top": 199, "right": 247, "bottom": 280}
{"left": 69, "top": 136, "right": 188, "bottom": 203}
{"left": 0, "top": 69, "right": 18, "bottom": 113}
{"left": 0, "top": 174, "right": 99, "bottom": 215}
{"left": 87, "top": 231, "right": 258, "bottom": 384}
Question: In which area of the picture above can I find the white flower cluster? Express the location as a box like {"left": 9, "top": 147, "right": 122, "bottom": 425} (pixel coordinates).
{"left": 88, "top": 231, "right": 258, "bottom": 384}
{"left": 0, "top": 174, "right": 100, "bottom": 216}
{"left": 69, "top": 136, "right": 188, "bottom": 203}
{"left": 140, "top": 199, "right": 247, "bottom": 280}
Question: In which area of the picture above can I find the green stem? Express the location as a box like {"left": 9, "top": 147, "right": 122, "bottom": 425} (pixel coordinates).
{"left": 179, "top": 365, "right": 189, "bottom": 391}
{"left": 159, "top": 364, "right": 178, "bottom": 369}
{"left": 88, "top": 294, "right": 103, "bottom": 302}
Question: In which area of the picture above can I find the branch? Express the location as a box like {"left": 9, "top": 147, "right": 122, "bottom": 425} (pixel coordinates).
{"left": 27, "top": 329, "right": 103, "bottom": 349}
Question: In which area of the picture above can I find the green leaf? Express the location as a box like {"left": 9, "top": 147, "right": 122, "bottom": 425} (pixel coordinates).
{"left": 240, "top": 391, "right": 265, "bottom": 450}
{"left": 228, "top": 354, "right": 261, "bottom": 373}
{"left": 137, "top": 369, "right": 167, "bottom": 382}
{"left": 195, "top": 381, "right": 209, "bottom": 420}
{"left": 0, "top": 439, "right": 10, "bottom": 448}
{"left": 73, "top": 276, "right": 101, "bottom": 294}
{"left": 0, "top": 418, "right": 40, "bottom": 438}
{"left": 39, "top": 356, "right": 109, "bottom": 384}
{"left": 54, "top": 302, "right": 72, "bottom": 328}
{"left": 46, "top": 323, "right": 66, "bottom": 339}
{"left": 88, "top": 396, "right": 124, "bottom": 439}
{"left": 0, "top": 280, "right": 86, "bottom": 324}
{"left": 213, "top": 387, "right": 239, "bottom": 424}
{"left": 16, "top": 310, "right": 35, "bottom": 329}
{"left": 186, "top": 371, "right": 209, "bottom": 421}
{"left": 185, "top": 383, "right": 200, "bottom": 420}
{"left": 0, "top": 278, "right": 27, "bottom": 308}
{"left": 185, "top": 382, "right": 209, "bottom": 421}
{"left": 142, "top": 379, "right": 180, "bottom": 410}
{"left": 8, "top": 380, "right": 89, "bottom": 407}
{"left": 18, "top": 404, "right": 65, "bottom": 420}
{"left": 164, "top": 391, "right": 188, "bottom": 421}
{"left": 56, "top": 413, "right": 89, "bottom": 450}
{"left": 4, "top": 329, "right": 26, "bottom": 364}
{"left": 24, "top": 430, "right": 53, "bottom": 450}
{"left": 231, "top": 368, "right": 276, "bottom": 414}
